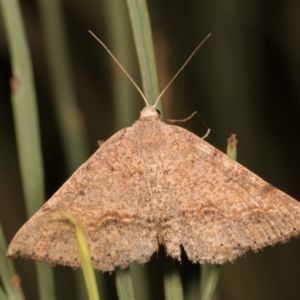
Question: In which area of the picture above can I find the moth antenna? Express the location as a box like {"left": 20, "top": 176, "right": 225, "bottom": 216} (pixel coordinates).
{"left": 89, "top": 30, "right": 149, "bottom": 106}
{"left": 154, "top": 33, "right": 211, "bottom": 107}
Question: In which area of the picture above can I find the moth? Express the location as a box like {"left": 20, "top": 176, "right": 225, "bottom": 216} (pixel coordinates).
{"left": 7, "top": 32, "right": 300, "bottom": 272}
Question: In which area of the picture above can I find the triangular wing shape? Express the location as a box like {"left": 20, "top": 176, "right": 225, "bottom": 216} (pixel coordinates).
{"left": 8, "top": 116, "right": 300, "bottom": 271}
{"left": 7, "top": 126, "right": 159, "bottom": 271}
{"left": 158, "top": 124, "right": 300, "bottom": 263}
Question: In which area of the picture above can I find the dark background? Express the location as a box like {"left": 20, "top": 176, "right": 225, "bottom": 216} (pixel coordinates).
{"left": 1, "top": 0, "right": 300, "bottom": 299}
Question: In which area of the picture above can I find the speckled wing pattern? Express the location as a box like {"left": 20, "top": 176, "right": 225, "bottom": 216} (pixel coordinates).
{"left": 7, "top": 110, "right": 300, "bottom": 271}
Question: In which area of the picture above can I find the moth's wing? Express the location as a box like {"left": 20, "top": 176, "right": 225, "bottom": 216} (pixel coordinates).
{"left": 161, "top": 125, "right": 300, "bottom": 264}
{"left": 7, "top": 127, "right": 158, "bottom": 272}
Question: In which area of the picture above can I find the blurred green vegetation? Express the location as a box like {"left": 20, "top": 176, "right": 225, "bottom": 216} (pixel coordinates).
{"left": 1, "top": 0, "right": 300, "bottom": 299}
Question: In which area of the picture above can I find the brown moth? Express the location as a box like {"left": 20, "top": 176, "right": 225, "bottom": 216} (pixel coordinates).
{"left": 7, "top": 32, "right": 300, "bottom": 272}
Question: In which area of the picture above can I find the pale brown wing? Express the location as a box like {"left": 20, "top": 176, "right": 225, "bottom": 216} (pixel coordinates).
{"left": 8, "top": 116, "right": 300, "bottom": 270}
{"left": 159, "top": 124, "right": 300, "bottom": 264}
{"left": 7, "top": 126, "right": 158, "bottom": 272}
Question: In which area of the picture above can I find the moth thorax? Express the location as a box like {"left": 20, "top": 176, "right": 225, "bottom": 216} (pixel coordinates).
{"left": 140, "top": 106, "right": 160, "bottom": 120}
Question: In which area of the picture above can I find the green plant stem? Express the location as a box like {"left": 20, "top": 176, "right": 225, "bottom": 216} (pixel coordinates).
{"left": 125, "top": 0, "right": 161, "bottom": 108}
{"left": 0, "top": 287, "right": 8, "bottom": 300}
{"left": 60, "top": 211, "right": 100, "bottom": 300}
{"left": 111, "top": 1, "right": 163, "bottom": 299}
{"left": 125, "top": 1, "right": 183, "bottom": 298}
{"left": 115, "top": 268, "right": 135, "bottom": 300}
{"left": 0, "top": 0, "right": 55, "bottom": 299}
{"left": 36, "top": 1, "right": 91, "bottom": 298}
{"left": 101, "top": 0, "right": 139, "bottom": 130}
{"left": 1, "top": 0, "right": 44, "bottom": 220}
{"left": 37, "top": 0, "right": 89, "bottom": 173}
{"left": 199, "top": 265, "right": 220, "bottom": 300}
{"left": 199, "top": 134, "right": 237, "bottom": 299}
{"left": 129, "top": 263, "right": 150, "bottom": 300}
{"left": 163, "top": 259, "right": 184, "bottom": 300}
{"left": 0, "top": 223, "right": 24, "bottom": 300}
{"left": 226, "top": 134, "right": 238, "bottom": 160}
